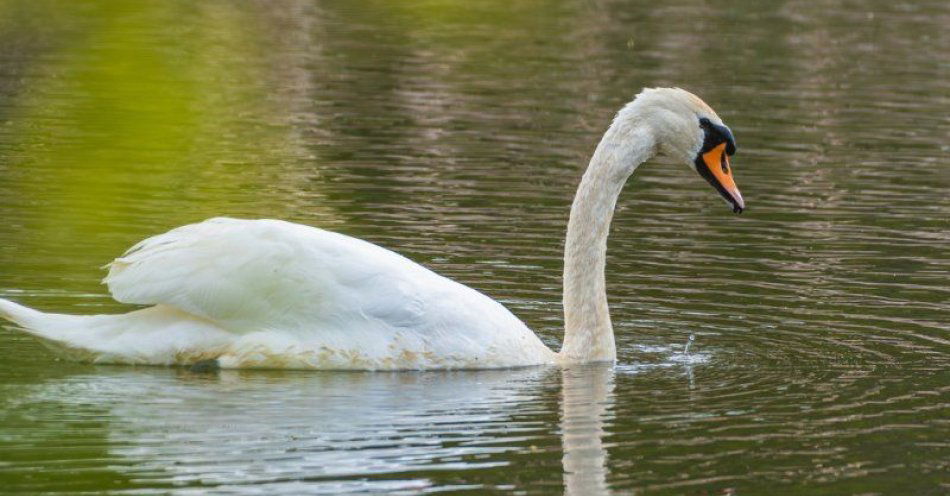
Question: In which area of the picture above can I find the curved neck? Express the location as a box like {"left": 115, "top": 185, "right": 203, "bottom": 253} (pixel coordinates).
{"left": 558, "top": 120, "right": 656, "bottom": 363}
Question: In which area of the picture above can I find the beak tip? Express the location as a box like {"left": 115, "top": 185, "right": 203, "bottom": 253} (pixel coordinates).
{"left": 731, "top": 190, "right": 745, "bottom": 214}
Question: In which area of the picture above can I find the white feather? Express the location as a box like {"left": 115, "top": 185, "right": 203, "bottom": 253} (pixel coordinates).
{"left": 3, "top": 218, "right": 554, "bottom": 369}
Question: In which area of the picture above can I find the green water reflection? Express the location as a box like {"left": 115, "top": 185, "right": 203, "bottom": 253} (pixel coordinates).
{"left": 0, "top": 0, "right": 947, "bottom": 494}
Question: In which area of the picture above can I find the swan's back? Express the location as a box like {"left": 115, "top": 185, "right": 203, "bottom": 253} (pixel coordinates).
{"left": 107, "top": 218, "right": 424, "bottom": 333}
{"left": 96, "top": 218, "right": 553, "bottom": 369}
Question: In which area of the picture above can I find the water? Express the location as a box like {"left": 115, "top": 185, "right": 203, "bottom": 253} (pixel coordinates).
{"left": 0, "top": 0, "right": 947, "bottom": 493}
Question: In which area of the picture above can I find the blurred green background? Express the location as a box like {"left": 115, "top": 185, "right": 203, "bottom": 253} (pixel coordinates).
{"left": 0, "top": 0, "right": 947, "bottom": 494}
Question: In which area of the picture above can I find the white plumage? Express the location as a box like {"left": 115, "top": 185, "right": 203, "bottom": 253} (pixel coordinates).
{"left": 3, "top": 218, "right": 554, "bottom": 369}
{"left": 0, "top": 88, "right": 742, "bottom": 370}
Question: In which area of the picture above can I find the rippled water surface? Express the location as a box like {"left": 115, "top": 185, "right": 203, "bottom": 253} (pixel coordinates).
{"left": 0, "top": 0, "right": 947, "bottom": 494}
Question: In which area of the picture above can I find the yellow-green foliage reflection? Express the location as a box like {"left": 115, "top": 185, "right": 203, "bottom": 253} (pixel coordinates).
{"left": 4, "top": 1, "right": 315, "bottom": 265}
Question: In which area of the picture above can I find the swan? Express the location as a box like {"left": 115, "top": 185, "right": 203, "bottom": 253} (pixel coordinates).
{"left": 0, "top": 87, "right": 743, "bottom": 370}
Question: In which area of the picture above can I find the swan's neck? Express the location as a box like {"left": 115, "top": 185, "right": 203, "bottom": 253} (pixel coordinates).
{"left": 559, "top": 120, "right": 656, "bottom": 363}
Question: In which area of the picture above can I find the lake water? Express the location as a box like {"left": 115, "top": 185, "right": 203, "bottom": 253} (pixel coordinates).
{"left": 0, "top": 0, "right": 947, "bottom": 494}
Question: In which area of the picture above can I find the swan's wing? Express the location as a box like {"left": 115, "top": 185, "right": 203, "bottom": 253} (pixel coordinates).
{"left": 104, "top": 217, "right": 430, "bottom": 333}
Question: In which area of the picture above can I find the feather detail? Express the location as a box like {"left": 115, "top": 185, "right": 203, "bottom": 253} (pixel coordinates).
{"left": 3, "top": 217, "right": 554, "bottom": 369}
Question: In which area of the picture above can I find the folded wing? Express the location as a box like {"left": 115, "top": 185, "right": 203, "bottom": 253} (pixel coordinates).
{"left": 104, "top": 217, "right": 429, "bottom": 334}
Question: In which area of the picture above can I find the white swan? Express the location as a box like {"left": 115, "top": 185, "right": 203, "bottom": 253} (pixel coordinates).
{"left": 0, "top": 87, "right": 743, "bottom": 370}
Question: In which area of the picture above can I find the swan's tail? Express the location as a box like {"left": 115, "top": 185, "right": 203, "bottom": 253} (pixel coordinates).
{"left": 0, "top": 298, "right": 77, "bottom": 341}
{"left": 0, "top": 298, "right": 231, "bottom": 364}
{"left": 0, "top": 297, "right": 105, "bottom": 361}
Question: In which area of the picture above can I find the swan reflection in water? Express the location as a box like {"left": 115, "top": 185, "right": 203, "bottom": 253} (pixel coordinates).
{"left": 561, "top": 364, "right": 614, "bottom": 496}
{"left": 10, "top": 364, "right": 616, "bottom": 494}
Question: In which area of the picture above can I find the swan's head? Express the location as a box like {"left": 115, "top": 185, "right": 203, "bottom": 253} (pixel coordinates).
{"left": 625, "top": 87, "right": 744, "bottom": 213}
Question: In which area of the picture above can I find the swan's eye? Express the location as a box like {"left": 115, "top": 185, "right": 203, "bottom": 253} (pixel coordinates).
{"left": 698, "top": 117, "right": 737, "bottom": 156}
{"left": 720, "top": 153, "right": 729, "bottom": 174}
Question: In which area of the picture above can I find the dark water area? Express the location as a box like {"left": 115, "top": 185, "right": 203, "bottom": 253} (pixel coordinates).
{"left": 0, "top": 0, "right": 947, "bottom": 493}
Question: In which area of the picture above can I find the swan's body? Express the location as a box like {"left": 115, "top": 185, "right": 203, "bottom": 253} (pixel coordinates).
{"left": 0, "top": 219, "right": 554, "bottom": 369}
{"left": 0, "top": 88, "right": 743, "bottom": 370}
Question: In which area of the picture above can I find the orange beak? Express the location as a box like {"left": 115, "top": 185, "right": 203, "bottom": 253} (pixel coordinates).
{"left": 698, "top": 143, "right": 744, "bottom": 213}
